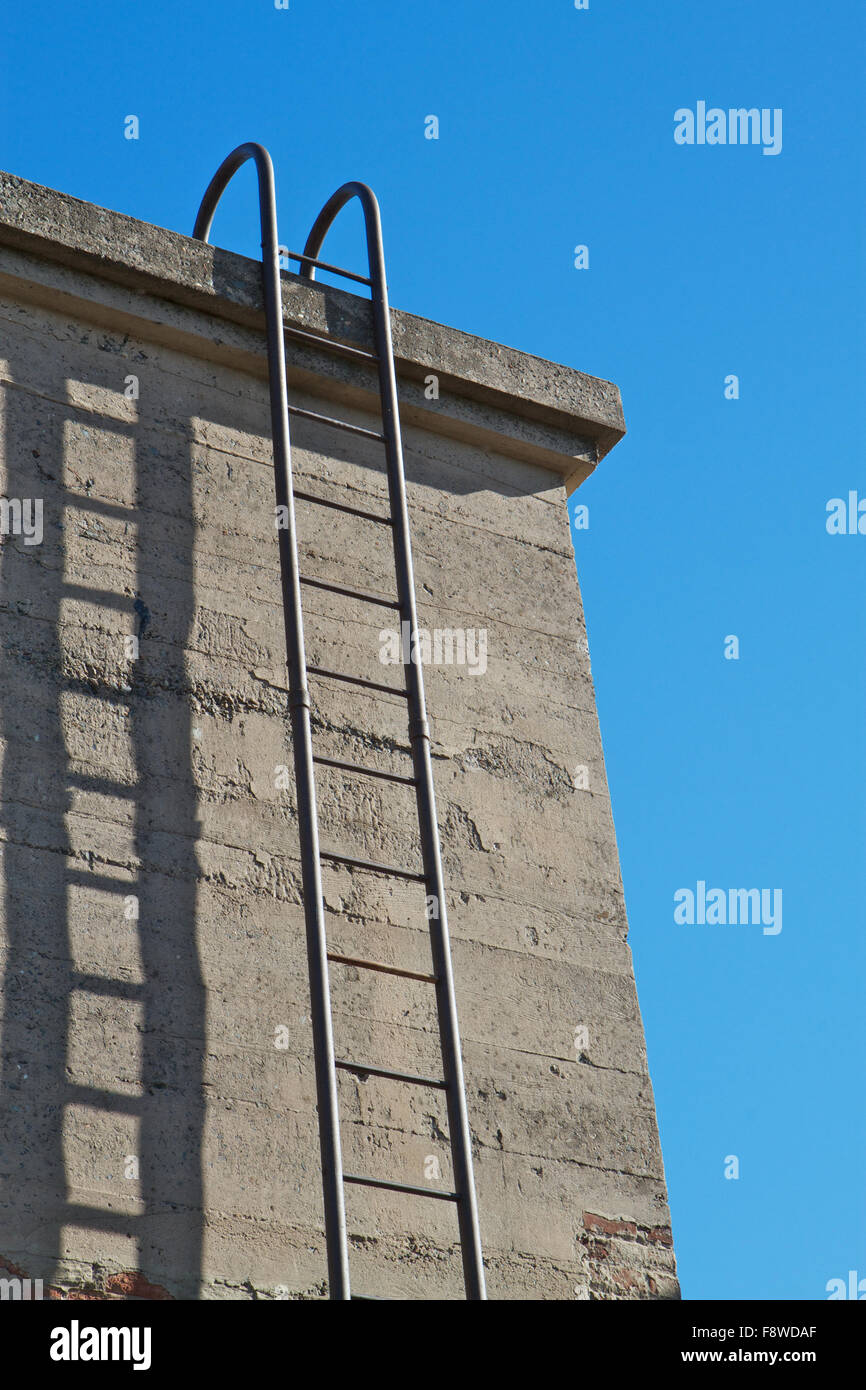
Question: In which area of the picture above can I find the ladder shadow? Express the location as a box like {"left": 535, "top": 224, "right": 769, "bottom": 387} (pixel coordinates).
{"left": 0, "top": 345, "right": 204, "bottom": 1299}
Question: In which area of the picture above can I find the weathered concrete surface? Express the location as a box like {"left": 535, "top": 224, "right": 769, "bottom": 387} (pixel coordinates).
{"left": 0, "top": 172, "right": 675, "bottom": 1300}
{"left": 0, "top": 170, "right": 625, "bottom": 491}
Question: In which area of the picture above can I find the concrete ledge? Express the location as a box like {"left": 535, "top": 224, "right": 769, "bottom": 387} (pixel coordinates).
{"left": 0, "top": 169, "right": 625, "bottom": 492}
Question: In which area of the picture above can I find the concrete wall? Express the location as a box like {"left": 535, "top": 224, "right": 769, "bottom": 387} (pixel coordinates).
{"left": 0, "top": 172, "right": 677, "bottom": 1300}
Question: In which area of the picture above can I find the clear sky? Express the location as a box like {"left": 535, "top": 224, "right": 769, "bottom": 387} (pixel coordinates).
{"left": 1, "top": 0, "right": 863, "bottom": 1301}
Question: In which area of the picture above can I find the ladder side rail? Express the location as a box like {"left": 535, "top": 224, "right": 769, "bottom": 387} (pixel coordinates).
{"left": 301, "top": 186, "right": 487, "bottom": 1301}
{"left": 193, "top": 144, "right": 351, "bottom": 1301}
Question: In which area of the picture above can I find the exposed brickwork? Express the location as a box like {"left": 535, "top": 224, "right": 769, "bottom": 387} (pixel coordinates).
{"left": 2, "top": 1255, "right": 172, "bottom": 1300}
{"left": 578, "top": 1215, "right": 679, "bottom": 1300}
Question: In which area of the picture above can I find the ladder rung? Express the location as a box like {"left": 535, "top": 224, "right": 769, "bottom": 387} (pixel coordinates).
{"left": 300, "top": 574, "right": 400, "bottom": 610}
{"left": 68, "top": 771, "right": 137, "bottom": 799}
{"left": 327, "top": 952, "right": 436, "bottom": 984}
{"left": 64, "top": 1204, "right": 142, "bottom": 1234}
{"left": 343, "top": 1172, "right": 458, "bottom": 1202}
{"left": 61, "top": 583, "right": 134, "bottom": 612}
{"left": 284, "top": 249, "right": 372, "bottom": 286}
{"left": 336, "top": 1058, "right": 446, "bottom": 1089}
{"left": 65, "top": 870, "right": 136, "bottom": 894}
{"left": 287, "top": 404, "right": 384, "bottom": 442}
{"left": 66, "top": 1083, "right": 142, "bottom": 1114}
{"left": 294, "top": 487, "right": 392, "bottom": 526}
{"left": 313, "top": 754, "right": 416, "bottom": 787}
{"left": 70, "top": 972, "right": 144, "bottom": 1001}
{"left": 308, "top": 666, "right": 409, "bottom": 699}
{"left": 283, "top": 322, "right": 378, "bottom": 364}
{"left": 319, "top": 849, "right": 425, "bottom": 881}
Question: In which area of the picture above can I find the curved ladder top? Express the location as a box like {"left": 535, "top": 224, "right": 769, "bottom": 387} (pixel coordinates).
{"left": 299, "top": 182, "right": 386, "bottom": 289}
{"left": 192, "top": 141, "right": 278, "bottom": 246}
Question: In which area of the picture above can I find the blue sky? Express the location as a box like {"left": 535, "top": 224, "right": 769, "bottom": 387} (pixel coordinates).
{"left": 1, "top": 0, "right": 863, "bottom": 1300}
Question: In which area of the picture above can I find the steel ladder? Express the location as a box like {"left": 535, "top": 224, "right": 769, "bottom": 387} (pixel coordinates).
{"left": 193, "top": 144, "right": 486, "bottom": 1301}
